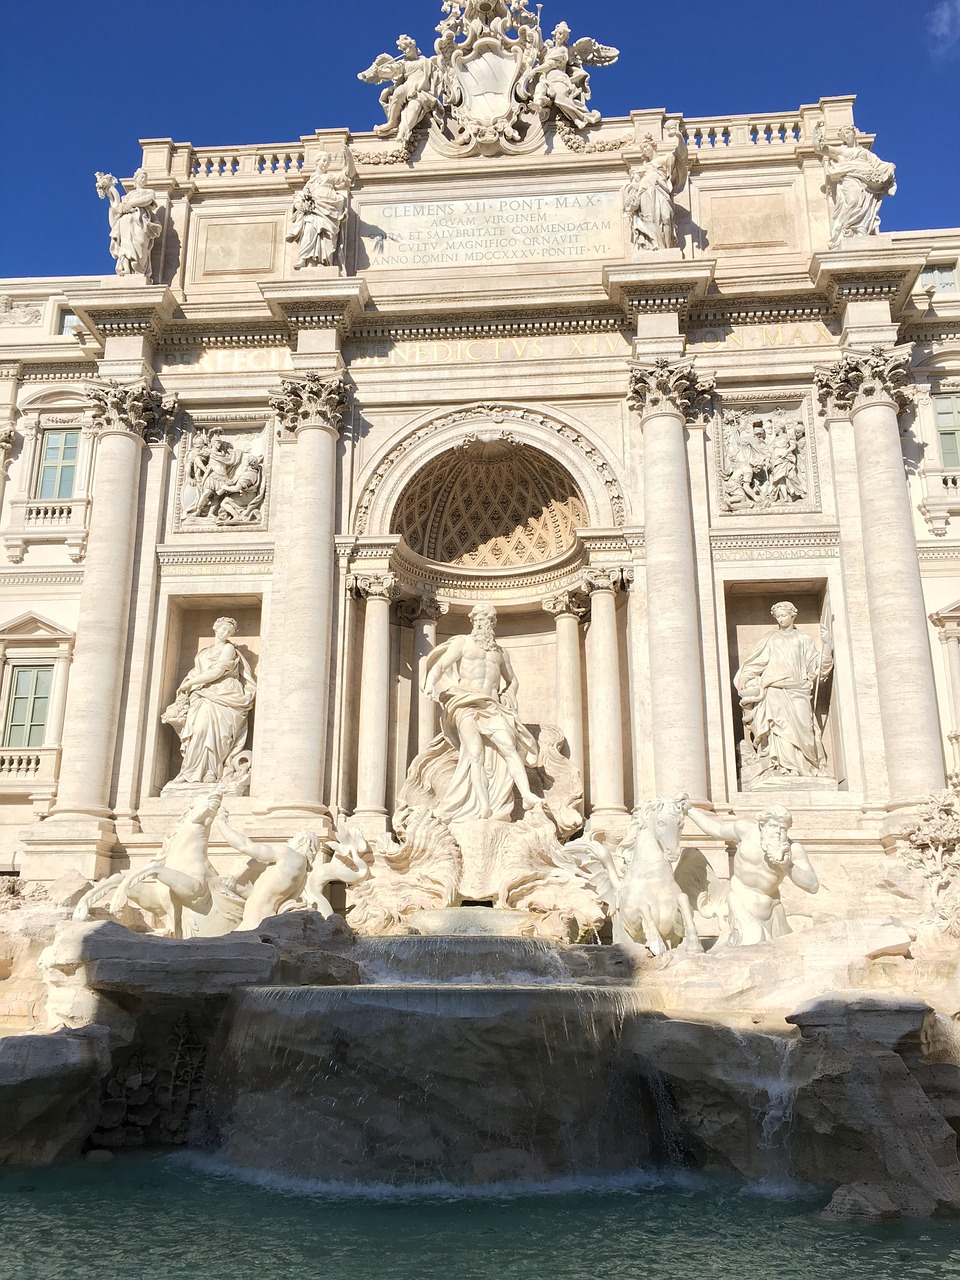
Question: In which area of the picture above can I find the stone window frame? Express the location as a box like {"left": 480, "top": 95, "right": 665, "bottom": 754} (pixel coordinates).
{"left": 2, "top": 663, "right": 54, "bottom": 749}
{"left": 0, "top": 613, "right": 74, "bottom": 802}
{"left": 2, "top": 403, "right": 95, "bottom": 564}
{"left": 917, "top": 378, "right": 960, "bottom": 536}
{"left": 920, "top": 263, "right": 958, "bottom": 296}
{"left": 34, "top": 425, "right": 81, "bottom": 501}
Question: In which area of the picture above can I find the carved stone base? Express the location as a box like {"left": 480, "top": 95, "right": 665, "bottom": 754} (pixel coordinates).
{"left": 740, "top": 775, "right": 839, "bottom": 794}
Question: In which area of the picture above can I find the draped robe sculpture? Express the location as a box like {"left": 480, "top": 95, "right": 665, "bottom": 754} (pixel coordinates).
{"left": 162, "top": 618, "right": 257, "bottom": 793}
{"left": 735, "top": 601, "right": 833, "bottom": 782}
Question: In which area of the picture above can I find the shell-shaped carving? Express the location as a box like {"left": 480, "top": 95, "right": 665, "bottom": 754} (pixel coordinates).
{"left": 391, "top": 439, "right": 587, "bottom": 568}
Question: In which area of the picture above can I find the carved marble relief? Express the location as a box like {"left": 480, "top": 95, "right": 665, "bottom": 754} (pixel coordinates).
{"left": 358, "top": 0, "right": 618, "bottom": 158}
{"left": 716, "top": 401, "right": 818, "bottom": 514}
{"left": 176, "top": 425, "right": 269, "bottom": 530}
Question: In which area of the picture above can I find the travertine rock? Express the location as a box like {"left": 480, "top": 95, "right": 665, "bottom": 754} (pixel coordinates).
{"left": 0, "top": 1026, "right": 110, "bottom": 1165}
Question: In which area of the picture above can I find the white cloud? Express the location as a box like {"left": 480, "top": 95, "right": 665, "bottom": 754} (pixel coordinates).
{"left": 929, "top": 0, "right": 960, "bottom": 51}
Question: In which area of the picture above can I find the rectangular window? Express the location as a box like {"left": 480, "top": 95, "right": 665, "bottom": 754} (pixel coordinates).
{"left": 937, "top": 395, "right": 960, "bottom": 469}
{"left": 36, "top": 430, "right": 79, "bottom": 501}
{"left": 921, "top": 263, "right": 958, "bottom": 294}
{"left": 3, "top": 666, "right": 53, "bottom": 749}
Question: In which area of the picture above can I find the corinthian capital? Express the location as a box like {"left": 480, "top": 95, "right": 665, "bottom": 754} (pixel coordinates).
{"left": 271, "top": 372, "right": 348, "bottom": 433}
{"left": 86, "top": 379, "right": 178, "bottom": 442}
{"left": 814, "top": 344, "right": 913, "bottom": 416}
{"left": 349, "top": 571, "right": 400, "bottom": 602}
{"left": 542, "top": 590, "right": 589, "bottom": 619}
{"left": 628, "top": 357, "right": 716, "bottom": 421}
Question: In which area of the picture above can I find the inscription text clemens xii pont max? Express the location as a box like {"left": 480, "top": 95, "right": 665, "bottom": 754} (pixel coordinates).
{"left": 358, "top": 192, "right": 623, "bottom": 269}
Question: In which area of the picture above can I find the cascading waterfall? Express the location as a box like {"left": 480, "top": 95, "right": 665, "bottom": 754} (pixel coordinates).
{"left": 200, "top": 949, "right": 675, "bottom": 1186}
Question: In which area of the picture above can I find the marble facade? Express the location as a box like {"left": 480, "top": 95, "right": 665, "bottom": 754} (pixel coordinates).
{"left": 0, "top": 4, "right": 959, "bottom": 925}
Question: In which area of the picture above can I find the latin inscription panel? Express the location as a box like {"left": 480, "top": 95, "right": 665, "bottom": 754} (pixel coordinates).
{"left": 356, "top": 191, "right": 624, "bottom": 270}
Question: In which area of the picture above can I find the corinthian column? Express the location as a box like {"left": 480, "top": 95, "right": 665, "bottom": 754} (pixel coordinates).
{"left": 50, "top": 381, "right": 178, "bottom": 824}
{"left": 816, "top": 346, "right": 944, "bottom": 802}
{"left": 401, "top": 595, "right": 448, "bottom": 755}
{"left": 583, "top": 570, "right": 627, "bottom": 823}
{"left": 542, "top": 590, "right": 588, "bottom": 776}
{"left": 267, "top": 373, "right": 348, "bottom": 814}
{"left": 628, "top": 358, "right": 712, "bottom": 802}
{"left": 352, "top": 572, "right": 401, "bottom": 828}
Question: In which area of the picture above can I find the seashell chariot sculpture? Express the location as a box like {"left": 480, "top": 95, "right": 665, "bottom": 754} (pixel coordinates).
{"left": 2, "top": 0, "right": 960, "bottom": 1231}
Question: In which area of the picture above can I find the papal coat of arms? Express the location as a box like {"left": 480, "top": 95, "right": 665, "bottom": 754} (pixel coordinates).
{"left": 359, "top": 0, "right": 618, "bottom": 157}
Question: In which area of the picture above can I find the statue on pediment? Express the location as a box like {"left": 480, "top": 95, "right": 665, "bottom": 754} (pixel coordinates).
{"left": 95, "top": 168, "right": 162, "bottom": 282}
{"left": 359, "top": 36, "right": 440, "bottom": 145}
{"left": 815, "top": 122, "right": 897, "bottom": 249}
{"left": 287, "top": 152, "right": 353, "bottom": 270}
{"left": 623, "top": 123, "right": 689, "bottom": 252}
{"left": 358, "top": 0, "right": 618, "bottom": 157}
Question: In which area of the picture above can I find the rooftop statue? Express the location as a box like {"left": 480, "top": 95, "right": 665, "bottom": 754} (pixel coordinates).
{"left": 359, "top": 0, "right": 618, "bottom": 156}
{"left": 286, "top": 151, "right": 353, "bottom": 270}
{"left": 814, "top": 121, "right": 897, "bottom": 249}
{"left": 623, "top": 123, "right": 689, "bottom": 252}
{"left": 95, "top": 168, "right": 162, "bottom": 282}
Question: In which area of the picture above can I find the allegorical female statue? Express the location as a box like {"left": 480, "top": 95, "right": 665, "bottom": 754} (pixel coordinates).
{"left": 286, "top": 153, "right": 352, "bottom": 270}
{"left": 95, "top": 168, "right": 162, "bottom": 281}
{"left": 815, "top": 123, "right": 897, "bottom": 249}
{"left": 162, "top": 617, "right": 257, "bottom": 793}
{"left": 622, "top": 122, "right": 688, "bottom": 252}
{"left": 735, "top": 601, "right": 834, "bottom": 782}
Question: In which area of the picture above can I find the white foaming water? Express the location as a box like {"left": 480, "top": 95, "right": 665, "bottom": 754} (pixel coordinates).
{"left": 172, "top": 1150, "right": 711, "bottom": 1203}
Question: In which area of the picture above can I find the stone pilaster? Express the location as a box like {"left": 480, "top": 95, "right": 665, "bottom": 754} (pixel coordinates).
{"left": 628, "top": 357, "right": 713, "bottom": 802}
{"left": 815, "top": 346, "right": 944, "bottom": 804}
{"left": 542, "top": 590, "right": 588, "bottom": 778}
{"left": 351, "top": 572, "right": 401, "bottom": 830}
{"left": 582, "top": 569, "right": 628, "bottom": 825}
{"left": 262, "top": 373, "right": 348, "bottom": 816}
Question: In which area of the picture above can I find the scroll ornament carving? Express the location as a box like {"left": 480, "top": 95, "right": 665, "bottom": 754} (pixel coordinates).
{"left": 720, "top": 407, "right": 807, "bottom": 512}
{"left": 813, "top": 122, "right": 897, "bottom": 250}
{"left": 0, "top": 295, "right": 42, "bottom": 326}
{"left": 86, "top": 380, "right": 179, "bottom": 442}
{"left": 622, "top": 122, "right": 689, "bottom": 253}
{"left": 270, "top": 374, "right": 347, "bottom": 434}
{"left": 358, "top": 0, "right": 618, "bottom": 158}
{"left": 398, "top": 595, "right": 448, "bottom": 624}
{"left": 350, "top": 572, "right": 401, "bottom": 602}
{"left": 542, "top": 589, "right": 589, "bottom": 618}
{"left": 814, "top": 345, "right": 913, "bottom": 416}
{"left": 0, "top": 423, "right": 15, "bottom": 476}
{"left": 583, "top": 566, "right": 632, "bottom": 595}
{"left": 180, "top": 428, "right": 267, "bottom": 526}
{"left": 628, "top": 358, "right": 716, "bottom": 421}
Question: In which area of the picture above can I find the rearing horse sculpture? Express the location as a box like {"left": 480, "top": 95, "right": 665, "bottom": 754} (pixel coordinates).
{"left": 573, "top": 793, "right": 702, "bottom": 955}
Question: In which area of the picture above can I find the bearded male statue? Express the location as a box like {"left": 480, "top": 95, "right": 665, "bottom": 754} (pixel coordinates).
{"left": 421, "top": 603, "right": 541, "bottom": 822}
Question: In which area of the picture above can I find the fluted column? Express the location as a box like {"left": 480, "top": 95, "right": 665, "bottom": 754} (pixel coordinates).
{"left": 816, "top": 346, "right": 944, "bottom": 802}
{"left": 402, "top": 595, "right": 447, "bottom": 755}
{"left": 51, "top": 381, "right": 177, "bottom": 821}
{"left": 629, "top": 358, "right": 711, "bottom": 802}
{"left": 266, "top": 374, "right": 347, "bottom": 814}
{"left": 352, "top": 572, "right": 400, "bottom": 824}
{"left": 542, "top": 590, "right": 588, "bottom": 776}
{"left": 584, "top": 570, "right": 627, "bottom": 822}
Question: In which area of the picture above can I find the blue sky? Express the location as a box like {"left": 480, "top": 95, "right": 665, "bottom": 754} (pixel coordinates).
{"left": 2, "top": 0, "right": 958, "bottom": 280}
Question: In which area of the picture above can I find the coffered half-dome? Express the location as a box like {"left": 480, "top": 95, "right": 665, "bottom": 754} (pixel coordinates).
{"left": 390, "top": 436, "right": 588, "bottom": 569}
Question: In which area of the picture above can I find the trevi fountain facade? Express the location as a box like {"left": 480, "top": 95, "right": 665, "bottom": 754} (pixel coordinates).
{"left": 2, "top": 0, "right": 960, "bottom": 1236}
